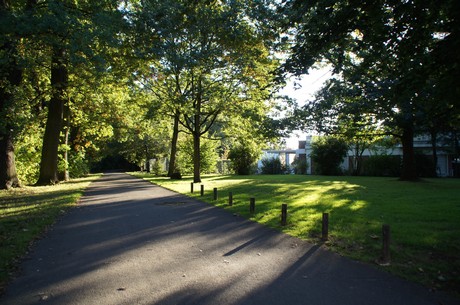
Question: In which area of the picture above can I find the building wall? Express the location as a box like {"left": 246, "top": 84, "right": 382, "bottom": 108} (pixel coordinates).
{"left": 261, "top": 135, "right": 456, "bottom": 177}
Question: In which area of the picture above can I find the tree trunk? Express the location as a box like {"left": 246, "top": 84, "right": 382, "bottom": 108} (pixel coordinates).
{"left": 0, "top": 134, "right": 20, "bottom": 189}
{"left": 168, "top": 110, "right": 180, "bottom": 177}
{"left": 193, "top": 131, "right": 201, "bottom": 183}
{"left": 37, "top": 48, "right": 67, "bottom": 185}
{"left": 400, "top": 126, "right": 418, "bottom": 181}
{"left": 0, "top": 36, "right": 23, "bottom": 189}
{"left": 193, "top": 87, "right": 202, "bottom": 183}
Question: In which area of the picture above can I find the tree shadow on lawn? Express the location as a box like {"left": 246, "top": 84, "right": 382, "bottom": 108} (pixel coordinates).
{"left": 197, "top": 175, "right": 460, "bottom": 295}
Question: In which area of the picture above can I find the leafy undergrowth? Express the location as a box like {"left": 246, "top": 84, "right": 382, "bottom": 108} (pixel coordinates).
{"left": 132, "top": 172, "right": 460, "bottom": 296}
{"left": 0, "top": 175, "right": 100, "bottom": 293}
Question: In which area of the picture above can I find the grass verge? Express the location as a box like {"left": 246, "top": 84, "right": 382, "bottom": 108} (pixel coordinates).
{"left": 0, "top": 175, "right": 100, "bottom": 293}
{"left": 132, "top": 173, "right": 460, "bottom": 295}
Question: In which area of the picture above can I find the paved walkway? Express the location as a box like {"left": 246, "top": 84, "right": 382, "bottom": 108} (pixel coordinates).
{"left": 1, "top": 173, "right": 459, "bottom": 305}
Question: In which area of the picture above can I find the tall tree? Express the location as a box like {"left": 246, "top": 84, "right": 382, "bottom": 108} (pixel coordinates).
{"left": 34, "top": 0, "right": 126, "bottom": 185}
{"left": 0, "top": 37, "right": 21, "bottom": 189}
{"left": 137, "top": 0, "right": 279, "bottom": 182}
{"left": 0, "top": 0, "right": 36, "bottom": 189}
{"left": 36, "top": 47, "right": 67, "bottom": 185}
{"left": 281, "top": 0, "right": 460, "bottom": 180}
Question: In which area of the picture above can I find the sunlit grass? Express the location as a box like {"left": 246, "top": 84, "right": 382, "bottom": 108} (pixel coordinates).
{"left": 132, "top": 172, "right": 460, "bottom": 295}
{"left": 0, "top": 175, "right": 100, "bottom": 292}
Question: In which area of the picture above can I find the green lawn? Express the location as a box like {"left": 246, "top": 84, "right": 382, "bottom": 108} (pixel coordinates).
{"left": 0, "top": 175, "right": 101, "bottom": 293}
{"left": 133, "top": 173, "right": 460, "bottom": 295}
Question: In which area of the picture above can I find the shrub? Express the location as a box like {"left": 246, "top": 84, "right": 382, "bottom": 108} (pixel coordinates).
{"left": 261, "top": 157, "right": 286, "bottom": 174}
{"left": 228, "top": 144, "right": 260, "bottom": 175}
{"left": 292, "top": 155, "right": 308, "bottom": 174}
{"left": 177, "top": 136, "right": 219, "bottom": 174}
{"left": 362, "top": 155, "right": 401, "bottom": 177}
{"left": 310, "top": 136, "right": 348, "bottom": 175}
{"left": 68, "top": 151, "right": 90, "bottom": 178}
{"left": 415, "top": 153, "right": 436, "bottom": 177}
{"left": 149, "top": 158, "right": 164, "bottom": 176}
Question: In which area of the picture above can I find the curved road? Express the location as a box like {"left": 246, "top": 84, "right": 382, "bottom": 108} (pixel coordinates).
{"left": 1, "top": 173, "right": 458, "bottom": 305}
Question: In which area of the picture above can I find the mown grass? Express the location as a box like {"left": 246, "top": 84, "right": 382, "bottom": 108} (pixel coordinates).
{"left": 132, "top": 172, "right": 460, "bottom": 295}
{"left": 0, "top": 175, "right": 100, "bottom": 292}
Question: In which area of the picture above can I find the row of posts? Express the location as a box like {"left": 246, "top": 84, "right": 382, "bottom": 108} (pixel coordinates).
{"left": 191, "top": 183, "right": 391, "bottom": 265}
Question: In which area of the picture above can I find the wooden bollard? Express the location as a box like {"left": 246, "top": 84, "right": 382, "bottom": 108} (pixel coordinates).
{"left": 228, "top": 192, "right": 233, "bottom": 206}
{"left": 250, "top": 198, "right": 255, "bottom": 213}
{"left": 200, "top": 184, "right": 204, "bottom": 196}
{"left": 381, "top": 224, "right": 391, "bottom": 265}
{"left": 191, "top": 182, "right": 194, "bottom": 193}
{"left": 281, "top": 204, "right": 287, "bottom": 226}
{"left": 213, "top": 187, "right": 218, "bottom": 200}
{"left": 322, "top": 212, "right": 329, "bottom": 241}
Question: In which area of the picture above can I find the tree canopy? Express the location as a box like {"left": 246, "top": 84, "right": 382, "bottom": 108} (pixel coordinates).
{"left": 281, "top": 0, "right": 460, "bottom": 180}
{"left": 1, "top": 0, "right": 459, "bottom": 188}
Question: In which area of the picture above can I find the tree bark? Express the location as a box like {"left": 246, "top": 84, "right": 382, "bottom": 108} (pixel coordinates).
{"left": 0, "top": 37, "right": 22, "bottom": 189}
{"left": 167, "top": 110, "right": 180, "bottom": 177}
{"left": 0, "top": 134, "right": 20, "bottom": 189}
{"left": 37, "top": 48, "right": 67, "bottom": 185}
{"left": 400, "top": 126, "right": 418, "bottom": 181}
{"left": 193, "top": 111, "right": 202, "bottom": 183}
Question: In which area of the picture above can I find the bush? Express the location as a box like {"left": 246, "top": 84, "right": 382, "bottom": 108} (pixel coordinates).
{"left": 149, "top": 158, "right": 164, "bottom": 176}
{"left": 310, "top": 137, "right": 348, "bottom": 175}
{"left": 228, "top": 144, "right": 259, "bottom": 175}
{"left": 415, "top": 153, "right": 436, "bottom": 177}
{"left": 362, "top": 155, "right": 401, "bottom": 177}
{"left": 292, "top": 155, "right": 308, "bottom": 174}
{"left": 261, "top": 157, "right": 286, "bottom": 174}
{"left": 177, "top": 136, "right": 219, "bottom": 174}
{"left": 68, "top": 151, "right": 90, "bottom": 178}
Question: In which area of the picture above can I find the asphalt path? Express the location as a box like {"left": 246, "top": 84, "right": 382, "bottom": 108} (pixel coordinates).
{"left": 1, "top": 173, "right": 459, "bottom": 305}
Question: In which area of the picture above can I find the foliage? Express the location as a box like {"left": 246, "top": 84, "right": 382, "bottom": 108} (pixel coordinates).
{"left": 310, "top": 136, "right": 348, "bottom": 175}
{"left": 68, "top": 151, "right": 90, "bottom": 178}
{"left": 228, "top": 141, "right": 261, "bottom": 175}
{"left": 414, "top": 153, "right": 437, "bottom": 178}
{"left": 2, "top": 0, "right": 281, "bottom": 186}
{"left": 261, "top": 157, "right": 286, "bottom": 174}
{"left": 280, "top": 0, "right": 460, "bottom": 181}
{"left": 14, "top": 125, "right": 44, "bottom": 185}
{"left": 291, "top": 155, "right": 308, "bottom": 174}
{"left": 149, "top": 159, "right": 164, "bottom": 176}
{"left": 137, "top": 173, "right": 460, "bottom": 294}
{"left": 176, "top": 135, "right": 219, "bottom": 175}
{"left": 134, "top": 0, "right": 279, "bottom": 182}
{"left": 362, "top": 155, "right": 401, "bottom": 177}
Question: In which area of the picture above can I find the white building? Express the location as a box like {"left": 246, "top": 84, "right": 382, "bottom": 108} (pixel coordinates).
{"left": 259, "top": 135, "right": 458, "bottom": 177}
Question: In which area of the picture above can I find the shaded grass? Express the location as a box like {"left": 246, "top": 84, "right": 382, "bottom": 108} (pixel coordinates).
{"left": 132, "top": 173, "right": 460, "bottom": 295}
{"left": 0, "top": 175, "right": 101, "bottom": 292}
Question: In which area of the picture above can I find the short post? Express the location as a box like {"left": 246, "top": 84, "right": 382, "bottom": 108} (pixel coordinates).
{"left": 249, "top": 197, "right": 255, "bottom": 213}
{"left": 200, "top": 184, "right": 204, "bottom": 196}
{"left": 213, "top": 187, "right": 218, "bottom": 201}
{"left": 381, "top": 224, "right": 391, "bottom": 265}
{"left": 322, "top": 212, "right": 329, "bottom": 241}
{"left": 190, "top": 182, "right": 194, "bottom": 193}
{"left": 281, "top": 204, "right": 287, "bottom": 226}
{"left": 228, "top": 192, "right": 233, "bottom": 206}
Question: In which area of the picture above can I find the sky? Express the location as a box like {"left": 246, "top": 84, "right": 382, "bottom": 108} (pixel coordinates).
{"left": 279, "top": 67, "right": 332, "bottom": 149}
